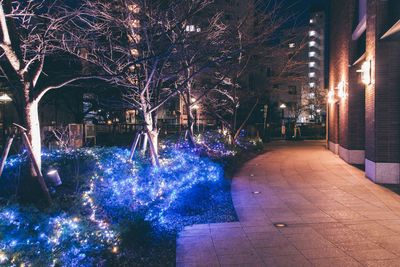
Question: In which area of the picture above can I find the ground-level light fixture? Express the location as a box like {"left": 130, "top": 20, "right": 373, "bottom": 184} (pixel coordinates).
{"left": 273, "top": 223, "right": 287, "bottom": 228}
{"left": 47, "top": 169, "right": 62, "bottom": 186}
{"left": 252, "top": 191, "right": 261, "bottom": 194}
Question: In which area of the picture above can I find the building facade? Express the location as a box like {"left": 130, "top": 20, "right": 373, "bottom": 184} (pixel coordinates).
{"left": 328, "top": 0, "right": 400, "bottom": 183}
{"left": 299, "top": 6, "right": 326, "bottom": 124}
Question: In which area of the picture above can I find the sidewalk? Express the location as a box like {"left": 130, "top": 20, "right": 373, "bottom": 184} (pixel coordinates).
{"left": 176, "top": 140, "right": 400, "bottom": 266}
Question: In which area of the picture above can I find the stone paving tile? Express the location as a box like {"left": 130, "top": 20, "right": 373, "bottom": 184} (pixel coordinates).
{"left": 299, "top": 247, "right": 348, "bottom": 259}
{"left": 254, "top": 244, "right": 300, "bottom": 257}
{"left": 262, "top": 254, "right": 312, "bottom": 267}
{"left": 176, "top": 262, "right": 220, "bottom": 267}
{"left": 346, "top": 248, "right": 398, "bottom": 263}
{"left": 218, "top": 253, "right": 263, "bottom": 265}
{"left": 363, "top": 258, "right": 400, "bottom": 267}
{"left": 309, "top": 257, "right": 363, "bottom": 267}
{"left": 176, "top": 141, "right": 400, "bottom": 266}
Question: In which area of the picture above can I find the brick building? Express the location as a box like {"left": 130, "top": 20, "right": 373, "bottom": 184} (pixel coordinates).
{"left": 328, "top": 0, "right": 400, "bottom": 183}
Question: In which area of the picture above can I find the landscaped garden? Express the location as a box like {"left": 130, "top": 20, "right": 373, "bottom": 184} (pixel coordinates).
{"left": 0, "top": 132, "right": 262, "bottom": 266}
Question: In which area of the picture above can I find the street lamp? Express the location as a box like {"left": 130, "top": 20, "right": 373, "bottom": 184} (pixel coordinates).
{"left": 192, "top": 102, "right": 199, "bottom": 133}
{"left": 280, "top": 103, "right": 286, "bottom": 123}
{"left": 0, "top": 93, "right": 12, "bottom": 146}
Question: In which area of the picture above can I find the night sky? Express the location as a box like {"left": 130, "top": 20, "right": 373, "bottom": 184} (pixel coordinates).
{"left": 280, "top": 0, "right": 328, "bottom": 26}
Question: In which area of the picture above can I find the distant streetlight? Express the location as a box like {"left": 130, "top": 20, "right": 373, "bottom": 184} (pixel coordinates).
{"left": 280, "top": 103, "right": 286, "bottom": 124}
{"left": 192, "top": 102, "right": 199, "bottom": 132}
{"left": 0, "top": 93, "right": 12, "bottom": 145}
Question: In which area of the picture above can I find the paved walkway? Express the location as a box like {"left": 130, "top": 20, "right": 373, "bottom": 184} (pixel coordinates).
{"left": 176, "top": 141, "right": 400, "bottom": 266}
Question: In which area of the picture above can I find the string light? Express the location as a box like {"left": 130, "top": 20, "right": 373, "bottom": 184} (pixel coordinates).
{"left": 0, "top": 132, "right": 260, "bottom": 266}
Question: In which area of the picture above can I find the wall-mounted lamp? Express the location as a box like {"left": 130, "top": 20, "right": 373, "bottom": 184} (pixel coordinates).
{"left": 357, "top": 60, "right": 371, "bottom": 85}
{"left": 328, "top": 90, "right": 336, "bottom": 103}
{"left": 337, "top": 80, "right": 347, "bottom": 99}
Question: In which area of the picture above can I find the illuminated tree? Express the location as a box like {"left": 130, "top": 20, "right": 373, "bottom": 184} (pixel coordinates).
{"left": 176, "top": 11, "right": 228, "bottom": 147}
{"left": 0, "top": 1, "right": 104, "bottom": 177}
{"left": 64, "top": 0, "right": 228, "bottom": 162}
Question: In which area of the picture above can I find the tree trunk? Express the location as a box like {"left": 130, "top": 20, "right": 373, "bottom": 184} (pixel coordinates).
{"left": 25, "top": 100, "right": 42, "bottom": 172}
{"left": 186, "top": 102, "right": 196, "bottom": 148}
{"left": 143, "top": 111, "right": 159, "bottom": 165}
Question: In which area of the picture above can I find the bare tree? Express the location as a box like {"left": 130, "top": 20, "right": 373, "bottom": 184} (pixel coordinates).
{"left": 206, "top": 0, "right": 306, "bottom": 140}
{"left": 64, "top": 0, "right": 234, "bottom": 163}
{"left": 0, "top": 0, "right": 105, "bottom": 177}
{"left": 176, "top": 10, "right": 228, "bottom": 147}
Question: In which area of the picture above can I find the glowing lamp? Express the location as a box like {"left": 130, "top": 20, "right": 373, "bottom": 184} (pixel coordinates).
{"left": 47, "top": 169, "right": 62, "bottom": 186}
{"left": 280, "top": 103, "right": 286, "bottom": 109}
{"left": 0, "top": 93, "right": 12, "bottom": 102}
{"left": 357, "top": 61, "right": 371, "bottom": 85}
{"left": 337, "top": 81, "right": 346, "bottom": 99}
{"left": 328, "top": 90, "right": 335, "bottom": 103}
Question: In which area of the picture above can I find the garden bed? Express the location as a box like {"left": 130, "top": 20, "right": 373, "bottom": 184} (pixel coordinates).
{"left": 0, "top": 133, "right": 261, "bottom": 266}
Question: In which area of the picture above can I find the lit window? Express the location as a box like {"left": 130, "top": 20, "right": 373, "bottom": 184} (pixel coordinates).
{"left": 310, "top": 104, "right": 315, "bottom": 110}
{"left": 309, "top": 51, "right": 316, "bottom": 57}
{"left": 309, "top": 82, "right": 315, "bottom": 88}
{"left": 309, "top": 30, "right": 316, "bottom": 37}
{"left": 130, "top": 49, "right": 139, "bottom": 56}
{"left": 309, "top": 41, "right": 316, "bottom": 47}
{"left": 128, "top": 34, "right": 141, "bottom": 43}
{"left": 309, "top": 62, "right": 316, "bottom": 68}
{"left": 309, "top": 115, "right": 315, "bottom": 119}
{"left": 309, "top": 92, "right": 315, "bottom": 98}
{"left": 309, "top": 72, "right": 315, "bottom": 78}
{"left": 132, "top": 19, "right": 140, "bottom": 28}
{"left": 185, "top": 25, "right": 196, "bottom": 32}
{"left": 288, "top": 43, "right": 295, "bottom": 48}
{"left": 128, "top": 4, "right": 140, "bottom": 13}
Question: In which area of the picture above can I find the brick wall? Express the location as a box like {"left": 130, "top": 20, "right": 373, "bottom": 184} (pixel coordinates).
{"left": 329, "top": 0, "right": 366, "bottom": 150}
{"left": 328, "top": 0, "right": 350, "bottom": 145}
{"left": 365, "top": 0, "right": 400, "bottom": 163}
